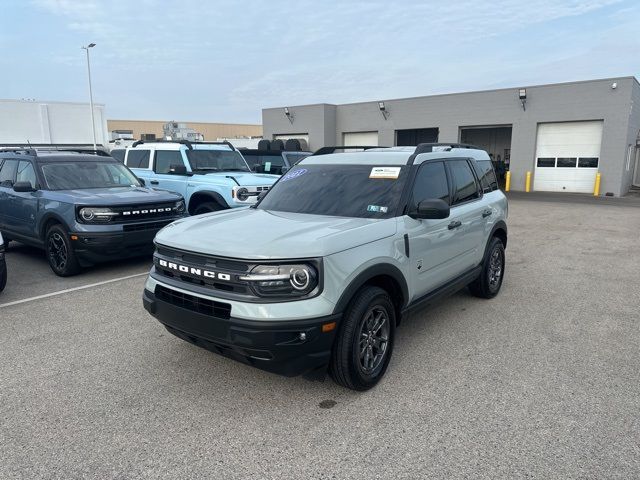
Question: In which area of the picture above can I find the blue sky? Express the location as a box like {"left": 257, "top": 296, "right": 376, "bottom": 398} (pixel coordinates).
{"left": 2, "top": 0, "right": 639, "bottom": 123}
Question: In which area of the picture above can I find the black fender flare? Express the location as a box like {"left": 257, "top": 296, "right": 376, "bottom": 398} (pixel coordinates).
{"left": 489, "top": 220, "right": 508, "bottom": 248}
{"left": 332, "top": 263, "right": 409, "bottom": 316}
{"left": 480, "top": 220, "right": 508, "bottom": 265}
{"left": 39, "top": 212, "right": 71, "bottom": 239}
{"left": 188, "top": 190, "right": 229, "bottom": 213}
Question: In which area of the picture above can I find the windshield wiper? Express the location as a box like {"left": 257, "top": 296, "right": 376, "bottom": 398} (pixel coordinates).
{"left": 193, "top": 167, "right": 219, "bottom": 172}
{"left": 220, "top": 168, "right": 250, "bottom": 172}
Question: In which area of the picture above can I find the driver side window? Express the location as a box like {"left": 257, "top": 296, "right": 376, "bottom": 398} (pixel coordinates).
{"left": 411, "top": 161, "right": 450, "bottom": 207}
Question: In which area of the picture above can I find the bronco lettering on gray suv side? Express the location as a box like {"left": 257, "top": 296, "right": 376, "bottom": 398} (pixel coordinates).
{"left": 143, "top": 143, "right": 508, "bottom": 391}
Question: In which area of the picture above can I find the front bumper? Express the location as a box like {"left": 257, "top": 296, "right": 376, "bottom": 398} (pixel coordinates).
{"left": 71, "top": 223, "right": 172, "bottom": 265}
{"left": 143, "top": 287, "right": 340, "bottom": 377}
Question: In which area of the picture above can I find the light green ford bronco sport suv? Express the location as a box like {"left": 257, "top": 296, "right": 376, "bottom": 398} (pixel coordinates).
{"left": 143, "top": 143, "right": 508, "bottom": 390}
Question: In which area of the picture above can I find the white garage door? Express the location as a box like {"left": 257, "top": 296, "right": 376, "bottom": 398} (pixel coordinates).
{"left": 534, "top": 121, "right": 603, "bottom": 193}
{"left": 343, "top": 131, "right": 378, "bottom": 147}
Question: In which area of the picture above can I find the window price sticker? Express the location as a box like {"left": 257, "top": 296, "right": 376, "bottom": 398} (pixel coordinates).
{"left": 369, "top": 167, "right": 401, "bottom": 179}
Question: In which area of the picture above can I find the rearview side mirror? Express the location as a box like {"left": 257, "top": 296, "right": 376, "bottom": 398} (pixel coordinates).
{"left": 409, "top": 199, "right": 450, "bottom": 220}
{"left": 169, "top": 164, "right": 188, "bottom": 175}
{"left": 137, "top": 177, "right": 146, "bottom": 186}
{"left": 13, "top": 181, "right": 36, "bottom": 193}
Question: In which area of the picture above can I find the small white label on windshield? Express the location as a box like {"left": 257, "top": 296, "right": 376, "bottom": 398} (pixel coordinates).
{"left": 370, "top": 167, "right": 401, "bottom": 179}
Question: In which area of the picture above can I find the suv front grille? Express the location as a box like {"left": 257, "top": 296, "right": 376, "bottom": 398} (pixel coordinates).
{"left": 155, "top": 285, "right": 231, "bottom": 319}
{"left": 110, "top": 203, "right": 180, "bottom": 223}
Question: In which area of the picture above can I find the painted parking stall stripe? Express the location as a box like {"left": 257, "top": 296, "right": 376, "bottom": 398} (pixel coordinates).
{"left": 0, "top": 272, "right": 148, "bottom": 309}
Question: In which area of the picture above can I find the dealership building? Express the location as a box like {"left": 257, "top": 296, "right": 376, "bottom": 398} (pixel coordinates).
{"left": 263, "top": 77, "right": 640, "bottom": 196}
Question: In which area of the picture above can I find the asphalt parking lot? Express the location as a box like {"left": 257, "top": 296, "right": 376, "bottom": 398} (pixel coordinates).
{"left": 1, "top": 195, "right": 639, "bottom": 479}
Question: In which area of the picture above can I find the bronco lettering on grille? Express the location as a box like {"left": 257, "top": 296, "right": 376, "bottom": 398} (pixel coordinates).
{"left": 158, "top": 259, "right": 231, "bottom": 281}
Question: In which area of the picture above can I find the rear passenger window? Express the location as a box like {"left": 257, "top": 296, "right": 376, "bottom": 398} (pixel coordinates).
{"left": 474, "top": 160, "right": 498, "bottom": 193}
{"left": 126, "top": 150, "right": 150, "bottom": 169}
{"left": 412, "top": 162, "right": 450, "bottom": 205}
{"left": 17, "top": 161, "right": 37, "bottom": 186}
{"left": 449, "top": 160, "right": 480, "bottom": 205}
{"left": 0, "top": 159, "right": 18, "bottom": 186}
{"left": 154, "top": 151, "right": 183, "bottom": 174}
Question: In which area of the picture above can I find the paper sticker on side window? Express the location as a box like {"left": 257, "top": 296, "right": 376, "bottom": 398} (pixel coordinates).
{"left": 370, "top": 167, "right": 401, "bottom": 179}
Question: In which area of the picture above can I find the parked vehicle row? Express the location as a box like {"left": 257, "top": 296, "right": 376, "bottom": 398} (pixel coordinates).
{"left": 1, "top": 142, "right": 508, "bottom": 393}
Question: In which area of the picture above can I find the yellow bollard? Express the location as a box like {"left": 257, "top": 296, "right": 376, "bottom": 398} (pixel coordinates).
{"left": 525, "top": 171, "right": 532, "bottom": 192}
{"left": 593, "top": 172, "right": 601, "bottom": 196}
{"left": 505, "top": 171, "right": 511, "bottom": 192}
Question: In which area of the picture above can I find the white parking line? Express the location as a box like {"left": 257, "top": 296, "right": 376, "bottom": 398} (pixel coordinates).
{"left": 0, "top": 272, "right": 148, "bottom": 309}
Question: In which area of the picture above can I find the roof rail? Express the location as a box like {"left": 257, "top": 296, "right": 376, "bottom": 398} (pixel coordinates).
{"left": 312, "top": 145, "right": 384, "bottom": 156}
{"left": 132, "top": 139, "right": 193, "bottom": 149}
{"left": 0, "top": 144, "right": 110, "bottom": 156}
{"left": 130, "top": 139, "right": 236, "bottom": 151}
{"left": 413, "top": 143, "right": 480, "bottom": 155}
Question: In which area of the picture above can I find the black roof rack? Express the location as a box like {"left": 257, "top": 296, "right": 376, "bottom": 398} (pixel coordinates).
{"left": 413, "top": 143, "right": 480, "bottom": 155}
{"left": 312, "top": 145, "right": 385, "bottom": 156}
{"left": 0, "top": 144, "right": 110, "bottom": 156}
{"left": 131, "top": 139, "right": 236, "bottom": 151}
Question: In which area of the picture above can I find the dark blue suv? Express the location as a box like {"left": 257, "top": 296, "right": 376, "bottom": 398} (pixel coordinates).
{"left": 0, "top": 149, "right": 186, "bottom": 276}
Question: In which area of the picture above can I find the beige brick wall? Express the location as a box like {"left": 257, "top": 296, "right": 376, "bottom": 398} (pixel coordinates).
{"left": 107, "top": 120, "right": 262, "bottom": 140}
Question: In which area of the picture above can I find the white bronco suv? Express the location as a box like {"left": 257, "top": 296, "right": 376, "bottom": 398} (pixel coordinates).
{"left": 143, "top": 143, "right": 508, "bottom": 390}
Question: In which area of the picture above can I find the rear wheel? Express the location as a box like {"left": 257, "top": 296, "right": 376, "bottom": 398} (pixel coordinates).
{"left": 330, "top": 286, "right": 395, "bottom": 391}
{"left": 45, "top": 224, "right": 81, "bottom": 277}
{"left": 192, "top": 202, "right": 223, "bottom": 215}
{"left": 469, "top": 236, "right": 505, "bottom": 299}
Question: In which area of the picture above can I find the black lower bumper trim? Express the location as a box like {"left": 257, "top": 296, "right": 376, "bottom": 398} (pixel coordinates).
{"left": 143, "top": 288, "right": 340, "bottom": 377}
{"left": 72, "top": 228, "right": 165, "bottom": 264}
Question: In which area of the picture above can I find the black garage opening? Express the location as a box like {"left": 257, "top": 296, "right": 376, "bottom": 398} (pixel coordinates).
{"left": 396, "top": 128, "right": 439, "bottom": 146}
{"left": 460, "top": 125, "right": 512, "bottom": 186}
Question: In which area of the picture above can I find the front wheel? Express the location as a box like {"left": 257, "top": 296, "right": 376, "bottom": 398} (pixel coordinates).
{"left": 469, "top": 236, "right": 505, "bottom": 299}
{"left": 45, "top": 225, "right": 81, "bottom": 277}
{"left": 192, "top": 202, "right": 223, "bottom": 215}
{"left": 330, "top": 286, "right": 396, "bottom": 391}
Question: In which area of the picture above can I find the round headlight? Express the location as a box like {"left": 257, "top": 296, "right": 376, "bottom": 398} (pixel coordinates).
{"left": 80, "top": 208, "right": 95, "bottom": 221}
{"left": 236, "top": 188, "right": 249, "bottom": 201}
{"left": 175, "top": 200, "right": 186, "bottom": 213}
{"left": 290, "top": 267, "right": 310, "bottom": 291}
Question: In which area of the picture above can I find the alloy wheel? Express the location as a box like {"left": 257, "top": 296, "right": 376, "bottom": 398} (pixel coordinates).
{"left": 48, "top": 232, "right": 68, "bottom": 271}
{"left": 357, "top": 306, "right": 390, "bottom": 375}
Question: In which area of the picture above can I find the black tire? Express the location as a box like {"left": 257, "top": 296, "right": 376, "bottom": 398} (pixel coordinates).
{"left": 0, "top": 262, "right": 6, "bottom": 293}
{"left": 469, "top": 236, "right": 505, "bottom": 299}
{"left": 45, "top": 224, "right": 81, "bottom": 277}
{"left": 330, "top": 286, "right": 396, "bottom": 391}
{"left": 192, "top": 202, "right": 223, "bottom": 215}
{"left": 0, "top": 232, "right": 10, "bottom": 249}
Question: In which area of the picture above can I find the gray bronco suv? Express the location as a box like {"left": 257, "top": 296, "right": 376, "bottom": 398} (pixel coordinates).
{"left": 143, "top": 143, "right": 508, "bottom": 390}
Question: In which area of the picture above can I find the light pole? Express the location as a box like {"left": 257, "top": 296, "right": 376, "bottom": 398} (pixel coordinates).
{"left": 81, "top": 43, "right": 97, "bottom": 150}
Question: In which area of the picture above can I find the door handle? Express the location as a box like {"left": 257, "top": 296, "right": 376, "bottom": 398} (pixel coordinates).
{"left": 150, "top": 180, "right": 159, "bottom": 185}
{"left": 448, "top": 220, "right": 462, "bottom": 230}
{"left": 482, "top": 209, "right": 492, "bottom": 218}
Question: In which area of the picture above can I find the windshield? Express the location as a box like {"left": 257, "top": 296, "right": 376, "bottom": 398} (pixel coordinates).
{"left": 41, "top": 162, "right": 142, "bottom": 190}
{"left": 257, "top": 164, "right": 408, "bottom": 218}
{"left": 186, "top": 149, "right": 250, "bottom": 172}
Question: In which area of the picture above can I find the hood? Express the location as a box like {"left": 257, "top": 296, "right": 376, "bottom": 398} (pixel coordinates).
{"left": 155, "top": 208, "right": 397, "bottom": 259}
{"left": 48, "top": 186, "right": 182, "bottom": 205}
{"left": 194, "top": 171, "right": 279, "bottom": 186}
